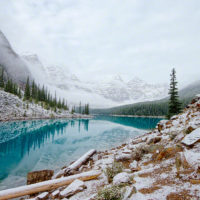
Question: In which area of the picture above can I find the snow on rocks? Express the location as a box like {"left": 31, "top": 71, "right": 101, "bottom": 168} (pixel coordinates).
{"left": 36, "top": 192, "right": 49, "bottom": 199}
{"left": 113, "top": 172, "right": 131, "bottom": 185}
{"left": 53, "top": 149, "right": 96, "bottom": 178}
{"left": 51, "top": 189, "right": 60, "bottom": 198}
{"left": 60, "top": 179, "right": 86, "bottom": 198}
{"left": 0, "top": 90, "right": 92, "bottom": 122}
{"left": 122, "top": 186, "right": 137, "bottom": 200}
{"left": 182, "top": 127, "right": 200, "bottom": 146}
{"left": 129, "top": 160, "right": 140, "bottom": 172}
{"left": 115, "top": 153, "right": 132, "bottom": 161}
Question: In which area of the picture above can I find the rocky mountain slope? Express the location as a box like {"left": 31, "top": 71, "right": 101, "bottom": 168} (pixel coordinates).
{"left": 1, "top": 94, "right": 199, "bottom": 199}
{"left": 0, "top": 31, "right": 32, "bottom": 84}
{"left": 0, "top": 89, "right": 88, "bottom": 122}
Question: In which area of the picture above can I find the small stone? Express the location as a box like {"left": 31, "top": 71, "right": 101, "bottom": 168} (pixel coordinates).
{"left": 115, "top": 154, "right": 132, "bottom": 161}
{"left": 37, "top": 192, "right": 49, "bottom": 200}
{"left": 147, "top": 137, "right": 161, "bottom": 145}
{"left": 113, "top": 172, "right": 130, "bottom": 185}
{"left": 60, "top": 179, "right": 86, "bottom": 198}
{"left": 129, "top": 160, "right": 139, "bottom": 172}
{"left": 51, "top": 189, "right": 60, "bottom": 198}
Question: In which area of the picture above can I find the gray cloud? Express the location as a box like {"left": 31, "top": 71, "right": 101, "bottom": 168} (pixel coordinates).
{"left": 0, "top": 0, "right": 200, "bottom": 87}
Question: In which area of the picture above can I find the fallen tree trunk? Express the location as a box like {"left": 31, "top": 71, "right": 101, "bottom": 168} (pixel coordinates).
{"left": 53, "top": 149, "right": 96, "bottom": 178}
{"left": 0, "top": 170, "right": 101, "bottom": 200}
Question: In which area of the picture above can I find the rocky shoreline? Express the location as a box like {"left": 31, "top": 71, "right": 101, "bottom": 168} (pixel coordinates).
{"left": 1, "top": 95, "right": 200, "bottom": 199}
{"left": 0, "top": 114, "right": 93, "bottom": 122}
{"left": 0, "top": 90, "right": 93, "bottom": 122}
{"left": 110, "top": 114, "right": 165, "bottom": 119}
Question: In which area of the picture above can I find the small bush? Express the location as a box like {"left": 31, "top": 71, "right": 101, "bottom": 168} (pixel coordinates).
{"left": 105, "top": 162, "right": 124, "bottom": 183}
{"left": 132, "top": 145, "right": 150, "bottom": 161}
{"left": 50, "top": 113, "right": 55, "bottom": 118}
{"left": 95, "top": 185, "right": 123, "bottom": 200}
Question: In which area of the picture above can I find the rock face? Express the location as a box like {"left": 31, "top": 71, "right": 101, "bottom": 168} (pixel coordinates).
{"left": 27, "top": 170, "right": 54, "bottom": 185}
{"left": 0, "top": 30, "right": 32, "bottom": 84}
{"left": 60, "top": 179, "right": 86, "bottom": 198}
{"left": 182, "top": 127, "right": 200, "bottom": 146}
{"left": 113, "top": 172, "right": 130, "bottom": 185}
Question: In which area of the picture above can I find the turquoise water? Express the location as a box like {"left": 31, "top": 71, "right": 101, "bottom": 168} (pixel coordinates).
{"left": 0, "top": 116, "right": 161, "bottom": 190}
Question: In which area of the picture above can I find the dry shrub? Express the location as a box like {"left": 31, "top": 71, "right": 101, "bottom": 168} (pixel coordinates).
{"left": 132, "top": 145, "right": 150, "bottom": 161}
{"left": 104, "top": 162, "right": 124, "bottom": 183}
{"left": 95, "top": 185, "right": 124, "bottom": 200}
{"left": 156, "top": 145, "right": 183, "bottom": 161}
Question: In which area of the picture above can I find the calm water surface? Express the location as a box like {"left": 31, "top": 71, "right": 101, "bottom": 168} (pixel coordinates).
{"left": 0, "top": 116, "right": 161, "bottom": 190}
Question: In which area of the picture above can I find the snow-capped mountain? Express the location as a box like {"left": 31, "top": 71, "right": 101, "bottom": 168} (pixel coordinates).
{"left": 0, "top": 31, "right": 32, "bottom": 84}
{"left": 45, "top": 66, "right": 168, "bottom": 107}
{"left": 0, "top": 30, "right": 168, "bottom": 107}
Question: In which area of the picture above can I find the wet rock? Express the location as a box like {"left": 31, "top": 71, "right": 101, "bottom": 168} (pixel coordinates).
{"left": 27, "top": 170, "right": 54, "bottom": 185}
{"left": 60, "top": 179, "right": 87, "bottom": 198}
{"left": 113, "top": 172, "right": 130, "bottom": 185}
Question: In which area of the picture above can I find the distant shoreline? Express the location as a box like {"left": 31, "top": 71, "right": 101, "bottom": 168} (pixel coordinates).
{"left": 0, "top": 114, "right": 93, "bottom": 123}
{"left": 109, "top": 114, "right": 165, "bottom": 118}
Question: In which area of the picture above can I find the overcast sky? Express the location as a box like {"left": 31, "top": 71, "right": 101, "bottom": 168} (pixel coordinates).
{"left": 0, "top": 0, "right": 200, "bottom": 87}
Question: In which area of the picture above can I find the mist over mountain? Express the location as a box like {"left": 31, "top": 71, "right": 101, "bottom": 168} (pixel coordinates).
{"left": 0, "top": 30, "right": 174, "bottom": 107}
{"left": 0, "top": 31, "right": 32, "bottom": 85}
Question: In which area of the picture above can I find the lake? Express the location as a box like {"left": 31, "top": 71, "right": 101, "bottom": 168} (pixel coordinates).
{"left": 0, "top": 116, "right": 161, "bottom": 190}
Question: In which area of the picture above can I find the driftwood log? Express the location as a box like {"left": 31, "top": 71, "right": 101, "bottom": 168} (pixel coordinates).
{"left": 53, "top": 149, "right": 96, "bottom": 178}
{"left": 0, "top": 170, "right": 101, "bottom": 200}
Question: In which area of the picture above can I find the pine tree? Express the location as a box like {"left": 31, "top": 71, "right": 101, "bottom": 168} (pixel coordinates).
{"left": 25, "top": 77, "right": 30, "bottom": 100}
{"left": 168, "top": 68, "right": 181, "bottom": 118}
{"left": 0, "top": 68, "right": 4, "bottom": 88}
{"left": 79, "top": 102, "right": 81, "bottom": 113}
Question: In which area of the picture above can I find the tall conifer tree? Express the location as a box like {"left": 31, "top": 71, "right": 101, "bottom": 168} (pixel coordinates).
{"left": 168, "top": 68, "right": 181, "bottom": 118}
{"left": 25, "top": 77, "right": 30, "bottom": 100}
{"left": 0, "top": 68, "right": 4, "bottom": 88}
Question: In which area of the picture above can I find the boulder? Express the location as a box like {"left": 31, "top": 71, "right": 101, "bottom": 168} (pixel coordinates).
{"left": 113, "top": 172, "right": 130, "bottom": 185}
{"left": 60, "top": 179, "right": 86, "bottom": 198}
{"left": 182, "top": 127, "right": 200, "bottom": 146}
{"left": 27, "top": 170, "right": 54, "bottom": 185}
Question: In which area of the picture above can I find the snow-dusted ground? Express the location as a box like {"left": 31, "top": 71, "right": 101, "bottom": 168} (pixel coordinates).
{"left": 0, "top": 89, "right": 90, "bottom": 122}
{"left": 1, "top": 95, "right": 200, "bottom": 200}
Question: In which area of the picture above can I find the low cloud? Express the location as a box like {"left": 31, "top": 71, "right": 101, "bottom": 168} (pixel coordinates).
{"left": 0, "top": 0, "right": 200, "bottom": 86}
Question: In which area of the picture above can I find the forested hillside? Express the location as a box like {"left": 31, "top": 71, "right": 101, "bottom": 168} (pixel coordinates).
{"left": 91, "top": 80, "right": 200, "bottom": 116}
